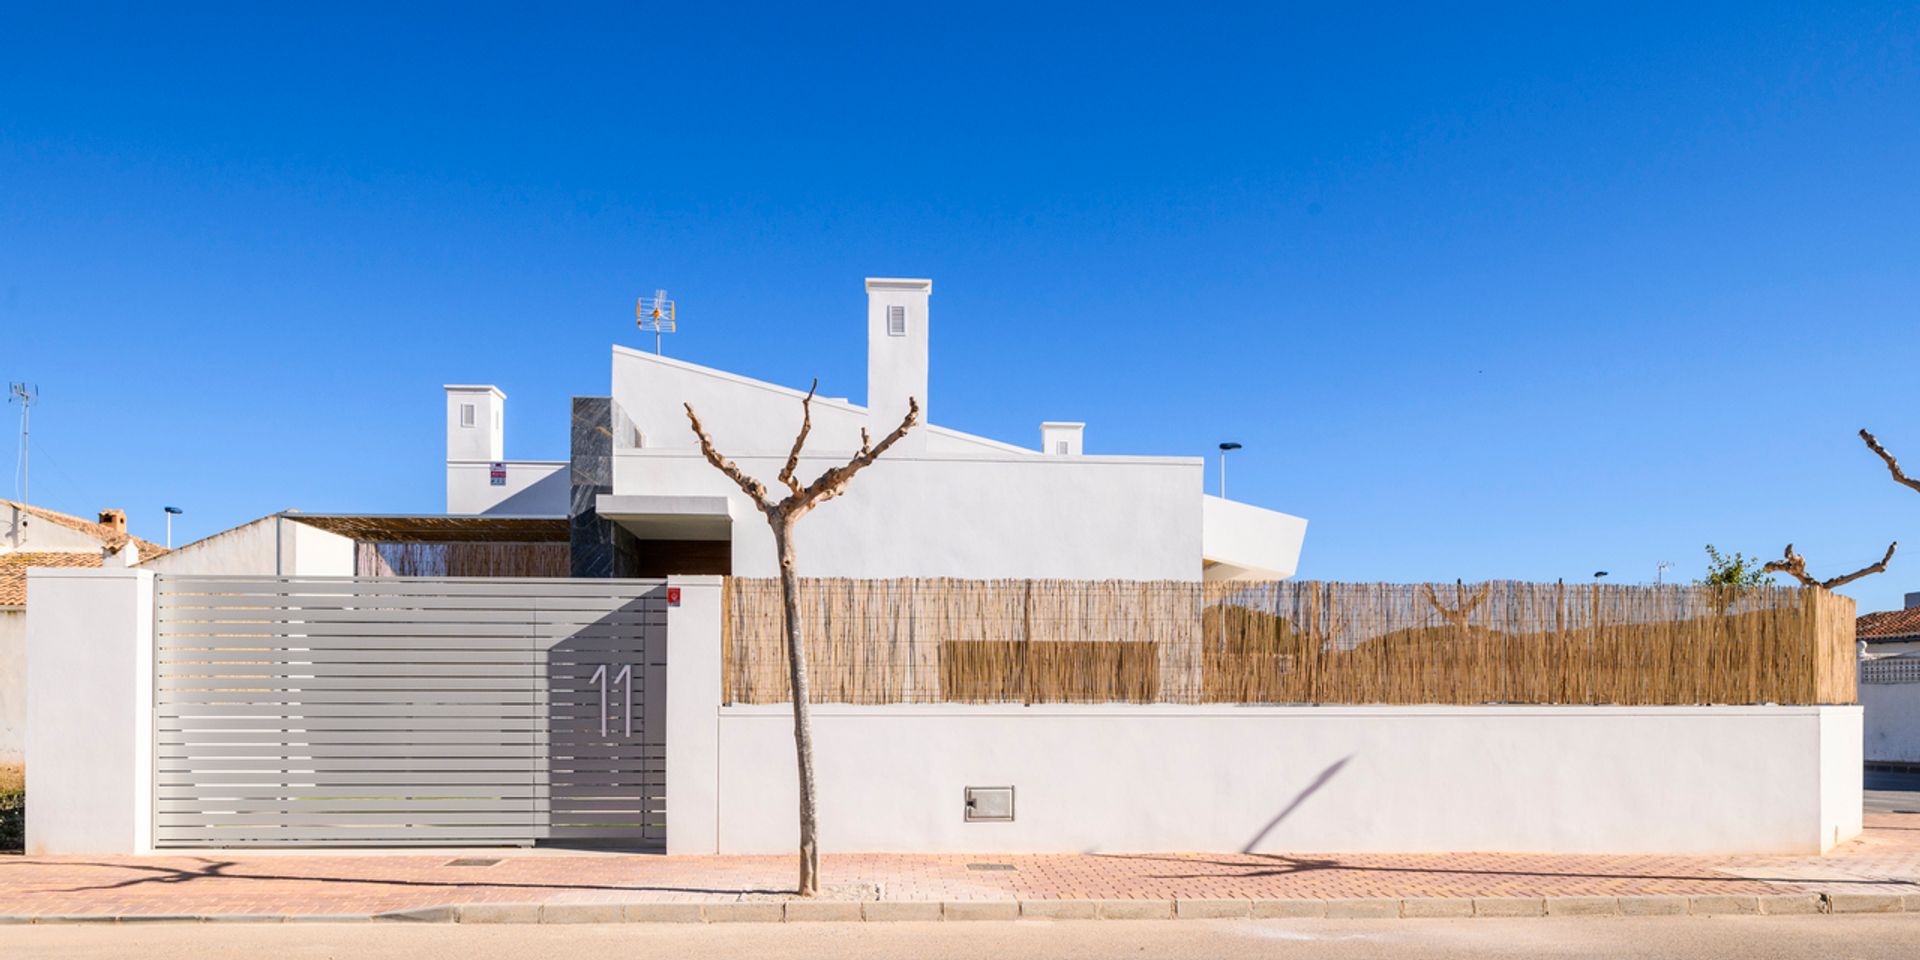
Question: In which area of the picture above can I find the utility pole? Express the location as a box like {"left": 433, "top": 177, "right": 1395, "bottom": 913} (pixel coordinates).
{"left": 9, "top": 383, "right": 34, "bottom": 504}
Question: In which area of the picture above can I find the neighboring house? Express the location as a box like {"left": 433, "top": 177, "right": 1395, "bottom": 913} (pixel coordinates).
{"left": 1858, "top": 592, "right": 1920, "bottom": 659}
{"left": 1, "top": 501, "right": 164, "bottom": 764}
{"left": 1860, "top": 592, "right": 1920, "bottom": 766}
{"left": 448, "top": 277, "right": 1308, "bottom": 581}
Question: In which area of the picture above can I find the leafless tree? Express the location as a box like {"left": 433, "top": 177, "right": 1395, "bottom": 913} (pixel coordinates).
{"left": 1756, "top": 429, "right": 1913, "bottom": 592}
{"left": 1763, "top": 541, "right": 1897, "bottom": 590}
{"left": 684, "top": 380, "right": 919, "bottom": 896}
{"left": 1862, "top": 429, "right": 1920, "bottom": 495}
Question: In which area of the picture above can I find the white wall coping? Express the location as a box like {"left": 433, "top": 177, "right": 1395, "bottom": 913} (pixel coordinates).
{"left": 720, "top": 703, "right": 1848, "bottom": 719}
{"left": 447, "top": 459, "right": 567, "bottom": 466}
{"left": 25, "top": 567, "right": 150, "bottom": 583}
{"left": 617, "top": 447, "right": 1203, "bottom": 468}
{"left": 443, "top": 384, "right": 506, "bottom": 398}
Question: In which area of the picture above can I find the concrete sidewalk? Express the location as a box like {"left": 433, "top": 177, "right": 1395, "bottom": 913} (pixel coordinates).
{"left": 0, "top": 813, "right": 1915, "bottom": 924}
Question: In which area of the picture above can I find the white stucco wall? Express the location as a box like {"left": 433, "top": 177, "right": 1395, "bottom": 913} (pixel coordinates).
{"left": 609, "top": 346, "right": 1306, "bottom": 580}
{"left": 0, "top": 610, "right": 21, "bottom": 764}
{"left": 1202, "top": 495, "right": 1309, "bottom": 580}
{"left": 1862, "top": 680, "right": 1920, "bottom": 764}
{"left": 619, "top": 449, "right": 1202, "bottom": 580}
{"left": 663, "top": 577, "right": 723, "bottom": 855}
{"left": 706, "top": 704, "right": 1862, "bottom": 856}
{"left": 24, "top": 569, "right": 154, "bottom": 855}
{"left": 612, "top": 347, "right": 1047, "bottom": 459}
{"left": 447, "top": 460, "right": 568, "bottom": 516}
{"left": 135, "top": 516, "right": 355, "bottom": 577}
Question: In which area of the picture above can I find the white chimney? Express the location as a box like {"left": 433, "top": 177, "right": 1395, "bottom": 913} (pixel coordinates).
{"left": 1041, "top": 422, "right": 1084, "bottom": 456}
{"left": 445, "top": 385, "right": 505, "bottom": 463}
{"left": 103, "top": 540, "right": 139, "bottom": 567}
{"left": 866, "top": 278, "right": 931, "bottom": 452}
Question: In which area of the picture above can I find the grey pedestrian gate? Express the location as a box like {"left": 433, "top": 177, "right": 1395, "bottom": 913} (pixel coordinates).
{"left": 153, "top": 576, "right": 667, "bottom": 848}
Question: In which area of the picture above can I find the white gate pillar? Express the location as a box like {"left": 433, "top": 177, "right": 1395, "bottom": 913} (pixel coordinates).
{"left": 664, "top": 575, "right": 723, "bottom": 855}
{"left": 25, "top": 568, "right": 155, "bottom": 855}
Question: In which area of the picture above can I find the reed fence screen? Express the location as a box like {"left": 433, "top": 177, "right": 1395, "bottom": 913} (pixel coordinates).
{"left": 722, "top": 579, "right": 1856, "bottom": 706}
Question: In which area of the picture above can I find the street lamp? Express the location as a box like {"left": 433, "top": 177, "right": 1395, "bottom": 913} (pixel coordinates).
{"left": 1592, "top": 570, "right": 1609, "bottom": 582}
{"left": 164, "top": 506, "right": 183, "bottom": 549}
{"left": 1218, "top": 442, "right": 1242, "bottom": 499}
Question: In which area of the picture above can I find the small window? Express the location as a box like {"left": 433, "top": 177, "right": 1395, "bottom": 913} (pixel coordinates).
{"left": 1055, "top": 441, "right": 1069, "bottom": 455}
{"left": 887, "top": 304, "right": 907, "bottom": 337}
{"left": 460, "top": 403, "right": 476, "bottom": 428}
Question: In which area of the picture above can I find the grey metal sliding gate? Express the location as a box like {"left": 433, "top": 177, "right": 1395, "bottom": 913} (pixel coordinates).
{"left": 153, "top": 576, "right": 666, "bottom": 848}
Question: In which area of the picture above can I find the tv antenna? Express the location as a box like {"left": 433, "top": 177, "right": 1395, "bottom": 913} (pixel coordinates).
{"left": 636, "top": 289, "right": 677, "bottom": 355}
{"left": 1655, "top": 560, "right": 1673, "bottom": 585}
{"left": 9, "top": 383, "right": 35, "bottom": 504}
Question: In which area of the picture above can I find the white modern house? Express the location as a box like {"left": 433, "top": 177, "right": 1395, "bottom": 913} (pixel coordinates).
{"left": 17, "top": 275, "right": 1861, "bottom": 861}
{"left": 448, "top": 278, "right": 1307, "bottom": 582}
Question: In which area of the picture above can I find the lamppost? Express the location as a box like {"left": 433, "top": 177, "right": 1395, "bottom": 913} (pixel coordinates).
{"left": 1218, "top": 442, "right": 1242, "bottom": 499}
{"left": 164, "top": 506, "right": 183, "bottom": 549}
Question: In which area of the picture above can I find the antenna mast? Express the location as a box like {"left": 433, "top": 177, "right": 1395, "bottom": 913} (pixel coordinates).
{"left": 636, "top": 289, "right": 677, "bottom": 355}
{"left": 9, "top": 383, "right": 35, "bottom": 504}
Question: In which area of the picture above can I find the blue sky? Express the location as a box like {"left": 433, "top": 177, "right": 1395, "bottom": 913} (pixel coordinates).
{"left": 3, "top": 3, "right": 1917, "bottom": 610}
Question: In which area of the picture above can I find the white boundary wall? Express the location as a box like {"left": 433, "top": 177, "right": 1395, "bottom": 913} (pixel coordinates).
{"left": 702, "top": 703, "right": 1861, "bottom": 856}
{"left": 22, "top": 574, "right": 1864, "bottom": 856}
{"left": 1862, "top": 677, "right": 1920, "bottom": 764}
{"left": 25, "top": 568, "right": 155, "bottom": 855}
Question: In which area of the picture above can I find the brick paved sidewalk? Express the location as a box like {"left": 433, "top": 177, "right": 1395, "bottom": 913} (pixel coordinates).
{"left": 1, "top": 814, "right": 1914, "bottom": 919}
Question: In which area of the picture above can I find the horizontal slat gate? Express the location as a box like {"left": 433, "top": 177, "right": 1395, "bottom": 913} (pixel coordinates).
{"left": 154, "top": 576, "right": 666, "bottom": 848}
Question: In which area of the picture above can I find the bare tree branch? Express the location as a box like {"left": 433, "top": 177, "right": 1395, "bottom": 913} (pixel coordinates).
{"left": 684, "top": 401, "right": 771, "bottom": 511}
{"left": 1764, "top": 541, "right": 1898, "bottom": 590}
{"left": 777, "top": 380, "right": 819, "bottom": 497}
{"left": 791, "top": 398, "right": 921, "bottom": 518}
{"left": 1862, "top": 429, "right": 1920, "bottom": 495}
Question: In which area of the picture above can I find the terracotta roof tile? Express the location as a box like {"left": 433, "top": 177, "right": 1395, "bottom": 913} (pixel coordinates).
{"left": 1858, "top": 607, "right": 1920, "bottom": 642}
{"left": 2, "top": 499, "right": 167, "bottom": 560}
{"left": 0, "top": 551, "right": 104, "bottom": 607}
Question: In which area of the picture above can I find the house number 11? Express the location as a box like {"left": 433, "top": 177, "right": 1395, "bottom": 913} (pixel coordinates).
{"left": 588, "top": 664, "right": 633, "bottom": 738}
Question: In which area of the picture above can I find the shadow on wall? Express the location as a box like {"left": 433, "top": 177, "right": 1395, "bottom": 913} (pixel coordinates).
{"left": 485, "top": 469, "right": 571, "bottom": 517}
{"left": 1241, "top": 755, "right": 1352, "bottom": 854}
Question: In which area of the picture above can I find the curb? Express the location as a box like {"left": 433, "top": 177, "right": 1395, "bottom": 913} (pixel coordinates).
{"left": 3, "top": 892, "right": 1915, "bottom": 925}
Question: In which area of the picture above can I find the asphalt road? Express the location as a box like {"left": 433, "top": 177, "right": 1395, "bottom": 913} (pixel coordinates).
{"left": 4, "top": 917, "right": 1920, "bottom": 960}
{"left": 1864, "top": 767, "right": 1920, "bottom": 815}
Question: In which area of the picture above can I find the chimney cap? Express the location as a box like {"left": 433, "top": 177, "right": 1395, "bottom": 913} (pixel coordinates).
{"left": 865, "top": 278, "right": 932, "bottom": 293}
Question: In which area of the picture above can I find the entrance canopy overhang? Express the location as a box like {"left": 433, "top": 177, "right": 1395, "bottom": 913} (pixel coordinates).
{"left": 595, "top": 494, "right": 733, "bottom": 542}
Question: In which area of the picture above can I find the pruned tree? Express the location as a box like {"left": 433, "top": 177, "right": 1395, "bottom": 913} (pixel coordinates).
{"left": 1763, "top": 541, "right": 1897, "bottom": 591}
{"left": 1862, "top": 429, "right": 1920, "bottom": 494}
{"left": 684, "top": 379, "right": 918, "bottom": 897}
{"left": 1752, "top": 428, "right": 1912, "bottom": 593}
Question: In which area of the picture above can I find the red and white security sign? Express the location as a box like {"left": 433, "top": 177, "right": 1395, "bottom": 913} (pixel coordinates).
{"left": 666, "top": 587, "right": 681, "bottom": 606}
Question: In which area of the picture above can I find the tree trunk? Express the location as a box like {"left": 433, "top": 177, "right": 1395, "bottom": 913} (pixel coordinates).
{"left": 774, "top": 518, "right": 820, "bottom": 896}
